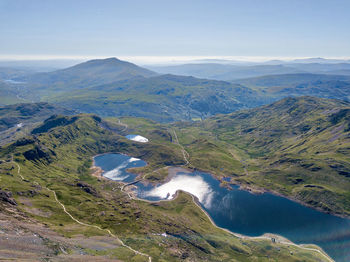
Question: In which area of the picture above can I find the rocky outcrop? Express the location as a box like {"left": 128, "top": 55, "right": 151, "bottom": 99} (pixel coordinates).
{"left": 31, "top": 115, "right": 78, "bottom": 134}
{"left": 0, "top": 190, "right": 17, "bottom": 205}
{"left": 76, "top": 182, "right": 100, "bottom": 197}
{"left": 23, "top": 145, "right": 56, "bottom": 163}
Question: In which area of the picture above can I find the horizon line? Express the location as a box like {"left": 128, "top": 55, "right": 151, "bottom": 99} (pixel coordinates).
{"left": 0, "top": 55, "right": 350, "bottom": 65}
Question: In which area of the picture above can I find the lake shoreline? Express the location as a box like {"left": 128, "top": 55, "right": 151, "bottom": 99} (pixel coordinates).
{"left": 231, "top": 179, "right": 350, "bottom": 219}
{"left": 178, "top": 165, "right": 350, "bottom": 220}
{"left": 92, "top": 152, "right": 349, "bottom": 219}
{"left": 182, "top": 165, "right": 349, "bottom": 219}
{"left": 91, "top": 153, "right": 335, "bottom": 261}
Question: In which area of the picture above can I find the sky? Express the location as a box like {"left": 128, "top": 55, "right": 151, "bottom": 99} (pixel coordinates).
{"left": 0, "top": 0, "right": 349, "bottom": 63}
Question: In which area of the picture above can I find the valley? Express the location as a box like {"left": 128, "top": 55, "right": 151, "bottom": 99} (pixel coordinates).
{"left": 94, "top": 153, "right": 348, "bottom": 261}
{"left": 2, "top": 1, "right": 350, "bottom": 261}
{"left": 1, "top": 58, "right": 350, "bottom": 261}
{"left": 0, "top": 113, "right": 331, "bottom": 261}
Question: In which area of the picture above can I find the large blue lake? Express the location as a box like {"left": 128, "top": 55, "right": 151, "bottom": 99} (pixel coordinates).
{"left": 94, "top": 153, "right": 350, "bottom": 261}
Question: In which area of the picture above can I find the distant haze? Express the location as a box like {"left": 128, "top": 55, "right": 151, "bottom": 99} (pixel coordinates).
{"left": 0, "top": 56, "right": 350, "bottom": 70}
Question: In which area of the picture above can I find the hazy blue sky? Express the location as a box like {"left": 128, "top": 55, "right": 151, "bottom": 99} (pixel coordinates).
{"left": 0, "top": 0, "right": 349, "bottom": 61}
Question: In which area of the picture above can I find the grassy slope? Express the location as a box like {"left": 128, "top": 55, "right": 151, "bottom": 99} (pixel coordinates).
{"left": 0, "top": 102, "right": 75, "bottom": 131}
{"left": 119, "top": 96, "right": 350, "bottom": 216}
{"left": 0, "top": 102, "right": 76, "bottom": 146}
{"left": 234, "top": 74, "right": 350, "bottom": 101}
{"left": 0, "top": 81, "right": 27, "bottom": 105}
{"left": 47, "top": 74, "right": 263, "bottom": 122}
{"left": 167, "top": 96, "right": 350, "bottom": 216}
{"left": 0, "top": 114, "right": 327, "bottom": 261}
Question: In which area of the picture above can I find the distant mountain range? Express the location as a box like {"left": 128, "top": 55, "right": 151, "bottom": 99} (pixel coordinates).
{"left": 188, "top": 57, "right": 350, "bottom": 65}
{"left": 147, "top": 63, "right": 304, "bottom": 80}
{"left": 2, "top": 58, "right": 264, "bottom": 121}
{"left": 147, "top": 62, "right": 350, "bottom": 81}
{"left": 0, "top": 57, "right": 348, "bottom": 122}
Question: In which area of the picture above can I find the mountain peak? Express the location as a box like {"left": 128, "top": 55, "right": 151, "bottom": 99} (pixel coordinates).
{"left": 77, "top": 57, "right": 131, "bottom": 67}
{"left": 23, "top": 57, "right": 158, "bottom": 90}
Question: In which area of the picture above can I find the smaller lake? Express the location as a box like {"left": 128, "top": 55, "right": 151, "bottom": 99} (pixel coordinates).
{"left": 125, "top": 134, "right": 149, "bottom": 143}
{"left": 94, "top": 153, "right": 146, "bottom": 183}
{"left": 94, "top": 153, "right": 350, "bottom": 261}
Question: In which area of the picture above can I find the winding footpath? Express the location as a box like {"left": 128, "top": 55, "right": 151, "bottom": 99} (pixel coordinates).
{"left": 228, "top": 149, "right": 249, "bottom": 176}
{"left": 6, "top": 156, "right": 152, "bottom": 262}
{"left": 171, "top": 129, "right": 190, "bottom": 165}
{"left": 117, "top": 119, "right": 128, "bottom": 132}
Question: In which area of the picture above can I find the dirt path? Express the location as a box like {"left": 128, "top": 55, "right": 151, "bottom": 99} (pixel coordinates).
{"left": 46, "top": 188, "right": 151, "bottom": 261}
{"left": 117, "top": 119, "right": 128, "bottom": 132}
{"left": 9, "top": 157, "right": 152, "bottom": 262}
{"left": 171, "top": 129, "right": 190, "bottom": 165}
{"left": 228, "top": 149, "right": 249, "bottom": 176}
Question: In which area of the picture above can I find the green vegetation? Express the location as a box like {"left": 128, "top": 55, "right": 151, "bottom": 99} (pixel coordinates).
{"left": 48, "top": 74, "right": 262, "bottom": 122}
{"left": 0, "top": 66, "right": 34, "bottom": 79}
{"left": 0, "top": 81, "right": 28, "bottom": 105}
{"left": 235, "top": 73, "right": 350, "bottom": 101}
{"left": 21, "top": 57, "right": 157, "bottom": 93}
{"left": 0, "top": 102, "right": 75, "bottom": 145}
{"left": 0, "top": 113, "right": 328, "bottom": 261}
{"left": 167, "top": 96, "right": 350, "bottom": 216}
{"left": 0, "top": 102, "right": 75, "bottom": 131}
{"left": 6, "top": 58, "right": 350, "bottom": 125}
{"left": 6, "top": 58, "right": 265, "bottom": 122}
{"left": 119, "top": 96, "right": 350, "bottom": 216}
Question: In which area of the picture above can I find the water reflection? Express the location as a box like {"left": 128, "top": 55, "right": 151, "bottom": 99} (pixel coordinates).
{"left": 94, "top": 153, "right": 350, "bottom": 261}
{"left": 143, "top": 173, "right": 214, "bottom": 208}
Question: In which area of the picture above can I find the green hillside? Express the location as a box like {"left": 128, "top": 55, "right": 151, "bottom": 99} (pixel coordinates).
{"left": 0, "top": 102, "right": 76, "bottom": 146}
{"left": 0, "top": 66, "right": 35, "bottom": 79}
{"left": 166, "top": 96, "right": 350, "bottom": 216}
{"left": 0, "top": 113, "right": 327, "bottom": 261}
{"left": 115, "top": 96, "right": 350, "bottom": 216}
{"left": 48, "top": 74, "right": 264, "bottom": 122}
{"left": 0, "top": 81, "right": 26, "bottom": 105}
{"left": 0, "top": 102, "right": 75, "bottom": 131}
{"left": 8, "top": 58, "right": 350, "bottom": 124}
{"left": 235, "top": 73, "right": 350, "bottom": 101}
